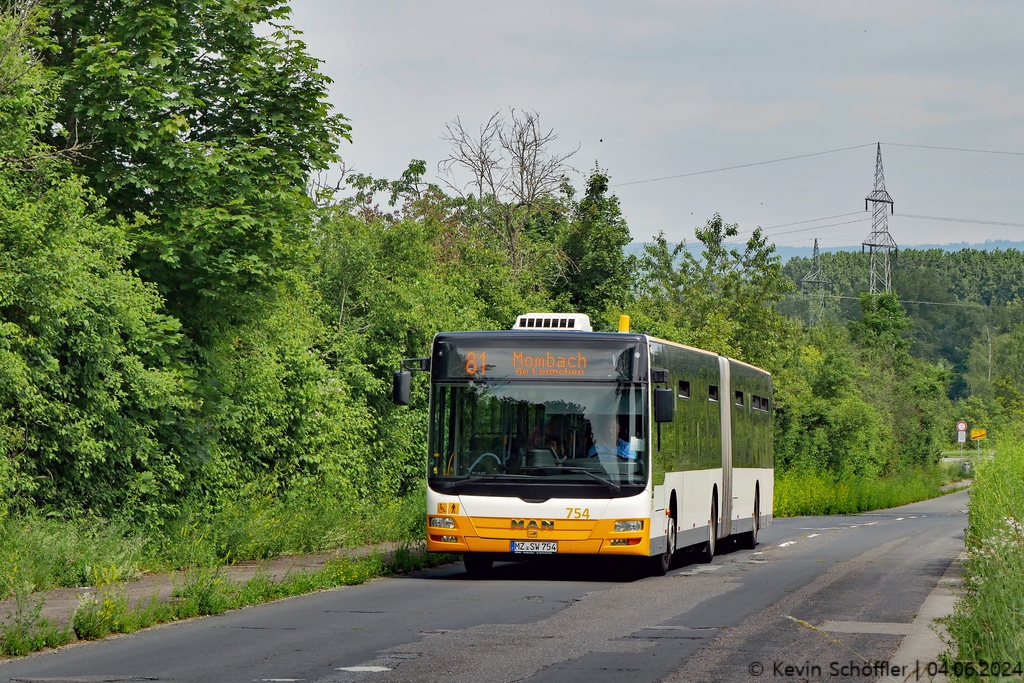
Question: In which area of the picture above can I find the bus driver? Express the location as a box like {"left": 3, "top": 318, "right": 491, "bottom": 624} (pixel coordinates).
{"left": 587, "top": 418, "right": 635, "bottom": 460}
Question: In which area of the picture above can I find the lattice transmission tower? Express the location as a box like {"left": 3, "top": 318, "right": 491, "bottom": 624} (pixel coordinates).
{"left": 801, "top": 239, "right": 830, "bottom": 325}
{"left": 861, "top": 143, "right": 897, "bottom": 294}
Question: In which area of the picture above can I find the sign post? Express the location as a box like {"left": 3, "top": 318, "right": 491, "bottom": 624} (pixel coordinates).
{"left": 971, "top": 428, "right": 987, "bottom": 456}
{"left": 957, "top": 421, "right": 968, "bottom": 460}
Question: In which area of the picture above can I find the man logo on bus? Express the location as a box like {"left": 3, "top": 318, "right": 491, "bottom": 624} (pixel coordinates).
{"left": 512, "top": 520, "right": 555, "bottom": 530}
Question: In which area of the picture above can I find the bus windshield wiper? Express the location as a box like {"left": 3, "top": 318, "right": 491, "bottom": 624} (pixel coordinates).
{"left": 520, "top": 466, "right": 621, "bottom": 493}
{"left": 440, "top": 474, "right": 533, "bottom": 492}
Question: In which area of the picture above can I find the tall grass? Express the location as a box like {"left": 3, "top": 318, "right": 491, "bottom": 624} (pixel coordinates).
{"left": 0, "top": 485, "right": 428, "bottom": 594}
{"left": 945, "top": 443, "right": 1024, "bottom": 680}
{"left": 0, "top": 515, "right": 147, "bottom": 592}
{"left": 2, "top": 544, "right": 458, "bottom": 657}
{"left": 774, "top": 468, "right": 948, "bottom": 517}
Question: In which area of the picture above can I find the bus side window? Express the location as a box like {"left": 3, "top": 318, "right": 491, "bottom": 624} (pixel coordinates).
{"left": 708, "top": 385, "right": 719, "bottom": 402}
{"left": 678, "top": 380, "right": 690, "bottom": 399}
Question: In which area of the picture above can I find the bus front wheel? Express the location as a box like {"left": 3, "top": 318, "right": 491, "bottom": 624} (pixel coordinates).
{"left": 650, "top": 513, "right": 676, "bottom": 576}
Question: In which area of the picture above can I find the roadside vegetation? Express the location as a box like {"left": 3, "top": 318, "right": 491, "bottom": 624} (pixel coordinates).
{"left": 1, "top": 544, "right": 457, "bottom": 657}
{"left": 774, "top": 468, "right": 951, "bottom": 517}
{"left": 944, "top": 439, "right": 1024, "bottom": 679}
{"left": 0, "top": 0, "right": 1019, "bottom": 658}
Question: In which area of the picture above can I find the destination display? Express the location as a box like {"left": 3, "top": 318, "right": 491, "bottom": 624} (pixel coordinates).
{"left": 432, "top": 335, "right": 645, "bottom": 382}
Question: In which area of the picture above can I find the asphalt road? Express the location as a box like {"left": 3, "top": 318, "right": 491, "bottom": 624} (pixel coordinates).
{"left": 0, "top": 489, "right": 968, "bottom": 683}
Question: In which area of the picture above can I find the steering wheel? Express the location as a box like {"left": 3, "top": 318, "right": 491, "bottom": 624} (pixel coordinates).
{"left": 468, "top": 452, "right": 504, "bottom": 473}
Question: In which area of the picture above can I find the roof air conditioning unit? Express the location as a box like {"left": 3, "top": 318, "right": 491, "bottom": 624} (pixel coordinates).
{"left": 512, "top": 313, "right": 592, "bottom": 332}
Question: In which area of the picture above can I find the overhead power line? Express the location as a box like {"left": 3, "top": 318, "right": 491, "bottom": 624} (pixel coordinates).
{"left": 822, "top": 294, "right": 1014, "bottom": 309}
{"left": 733, "top": 211, "right": 1023, "bottom": 243}
{"left": 764, "top": 218, "right": 870, "bottom": 238}
{"left": 613, "top": 144, "right": 874, "bottom": 187}
{"left": 883, "top": 142, "right": 1024, "bottom": 157}
{"left": 896, "top": 213, "right": 1024, "bottom": 229}
{"left": 734, "top": 212, "right": 867, "bottom": 237}
{"left": 614, "top": 140, "right": 1024, "bottom": 188}
{"left": 763, "top": 211, "right": 864, "bottom": 230}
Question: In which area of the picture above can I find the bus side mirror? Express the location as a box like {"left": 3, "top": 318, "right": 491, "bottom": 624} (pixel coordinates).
{"left": 654, "top": 388, "right": 674, "bottom": 423}
{"left": 393, "top": 371, "right": 411, "bottom": 406}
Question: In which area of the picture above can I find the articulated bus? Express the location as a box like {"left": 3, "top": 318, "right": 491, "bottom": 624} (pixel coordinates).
{"left": 392, "top": 313, "right": 773, "bottom": 576}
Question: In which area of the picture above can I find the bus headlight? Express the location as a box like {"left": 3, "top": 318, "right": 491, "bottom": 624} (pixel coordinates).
{"left": 429, "top": 517, "right": 456, "bottom": 529}
{"left": 613, "top": 520, "right": 644, "bottom": 532}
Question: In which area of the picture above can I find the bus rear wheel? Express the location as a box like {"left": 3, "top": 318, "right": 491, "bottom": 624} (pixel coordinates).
{"left": 463, "top": 553, "right": 493, "bottom": 578}
{"left": 740, "top": 493, "right": 760, "bottom": 550}
{"left": 696, "top": 500, "right": 717, "bottom": 563}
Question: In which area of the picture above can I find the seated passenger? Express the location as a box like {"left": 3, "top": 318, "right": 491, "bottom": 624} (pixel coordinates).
{"left": 587, "top": 418, "right": 635, "bottom": 460}
{"left": 529, "top": 416, "right": 565, "bottom": 457}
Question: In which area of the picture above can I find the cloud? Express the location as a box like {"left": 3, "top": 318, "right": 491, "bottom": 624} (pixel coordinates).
{"left": 820, "top": 75, "right": 1024, "bottom": 128}
{"left": 774, "top": 0, "right": 945, "bottom": 27}
{"left": 563, "top": 80, "right": 822, "bottom": 135}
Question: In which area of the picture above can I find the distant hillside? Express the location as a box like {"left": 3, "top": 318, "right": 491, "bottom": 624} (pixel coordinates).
{"left": 626, "top": 240, "right": 1024, "bottom": 262}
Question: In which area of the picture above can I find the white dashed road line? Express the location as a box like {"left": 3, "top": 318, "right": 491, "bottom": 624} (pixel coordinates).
{"left": 778, "top": 541, "right": 797, "bottom": 547}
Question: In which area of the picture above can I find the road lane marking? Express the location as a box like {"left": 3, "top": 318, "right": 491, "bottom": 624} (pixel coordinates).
{"left": 895, "top": 517, "right": 904, "bottom": 521}
{"left": 336, "top": 666, "right": 392, "bottom": 672}
{"left": 806, "top": 533, "right": 820, "bottom": 538}
{"left": 778, "top": 541, "right": 797, "bottom": 547}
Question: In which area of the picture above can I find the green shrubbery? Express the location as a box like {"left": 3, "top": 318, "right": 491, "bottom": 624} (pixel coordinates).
{"left": 774, "top": 468, "right": 949, "bottom": 517}
{"left": 945, "top": 443, "right": 1024, "bottom": 677}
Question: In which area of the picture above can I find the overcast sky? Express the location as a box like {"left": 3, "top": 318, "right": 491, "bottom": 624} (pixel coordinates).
{"left": 288, "top": 0, "right": 1024, "bottom": 249}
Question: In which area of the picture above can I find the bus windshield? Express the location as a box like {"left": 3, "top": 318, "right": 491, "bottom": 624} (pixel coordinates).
{"left": 429, "top": 381, "right": 648, "bottom": 490}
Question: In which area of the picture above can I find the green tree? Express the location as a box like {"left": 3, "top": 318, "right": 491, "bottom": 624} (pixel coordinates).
{"left": 554, "top": 167, "right": 635, "bottom": 317}
{"left": 0, "top": 5, "right": 190, "bottom": 515}
{"left": 43, "top": 0, "right": 351, "bottom": 334}
{"left": 631, "top": 214, "right": 794, "bottom": 369}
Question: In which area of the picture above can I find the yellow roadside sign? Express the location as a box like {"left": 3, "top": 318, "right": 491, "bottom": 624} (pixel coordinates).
{"left": 971, "top": 429, "right": 987, "bottom": 440}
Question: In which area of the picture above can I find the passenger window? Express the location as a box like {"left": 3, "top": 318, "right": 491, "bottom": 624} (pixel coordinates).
{"left": 735, "top": 390, "right": 744, "bottom": 407}
{"left": 708, "top": 385, "right": 719, "bottom": 402}
{"left": 678, "top": 380, "right": 690, "bottom": 399}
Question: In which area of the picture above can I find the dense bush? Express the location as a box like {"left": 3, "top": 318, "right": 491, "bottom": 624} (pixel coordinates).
{"left": 946, "top": 440, "right": 1024, "bottom": 677}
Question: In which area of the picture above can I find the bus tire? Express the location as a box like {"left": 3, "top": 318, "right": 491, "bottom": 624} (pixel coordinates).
{"left": 697, "top": 499, "right": 717, "bottom": 563}
{"left": 650, "top": 513, "right": 676, "bottom": 576}
{"left": 463, "top": 553, "right": 493, "bottom": 578}
{"left": 740, "top": 492, "right": 760, "bottom": 550}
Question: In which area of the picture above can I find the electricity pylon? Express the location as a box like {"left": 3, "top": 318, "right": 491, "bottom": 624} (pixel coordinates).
{"left": 861, "top": 143, "right": 897, "bottom": 294}
{"left": 801, "top": 239, "right": 830, "bottom": 325}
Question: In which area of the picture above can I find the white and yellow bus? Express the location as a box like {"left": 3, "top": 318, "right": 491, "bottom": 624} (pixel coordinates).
{"left": 393, "top": 313, "right": 773, "bottom": 576}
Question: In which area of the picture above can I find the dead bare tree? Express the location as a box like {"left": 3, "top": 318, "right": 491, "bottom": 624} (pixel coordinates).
{"left": 500, "top": 110, "right": 577, "bottom": 206}
{"left": 437, "top": 109, "right": 578, "bottom": 279}
{"left": 438, "top": 112, "right": 505, "bottom": 200}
